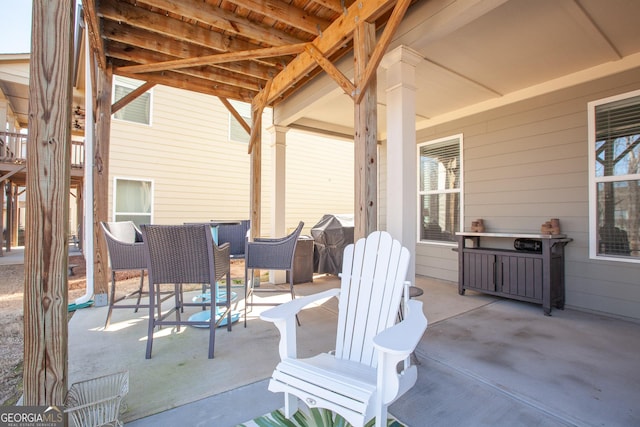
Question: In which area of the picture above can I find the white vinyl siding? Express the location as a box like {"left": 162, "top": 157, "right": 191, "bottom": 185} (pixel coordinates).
{"left": 588, "top": 89, "right": 640, "bottom": 263}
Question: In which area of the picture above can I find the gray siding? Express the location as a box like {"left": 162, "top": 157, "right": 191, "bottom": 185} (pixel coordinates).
{"left": 414, "top": 67, "right": 640, "bottom": 320}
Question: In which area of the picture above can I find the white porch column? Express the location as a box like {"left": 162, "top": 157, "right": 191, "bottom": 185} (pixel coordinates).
{"left": 268, "top": 125, "right": 289, "bottom": 284}
{"left": 381, "top": 46, "right": 422, "bottom": 284}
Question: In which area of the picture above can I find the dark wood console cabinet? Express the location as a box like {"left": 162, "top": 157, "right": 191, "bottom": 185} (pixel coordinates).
{"left": 456, "top": 232, "right": 571, "bottom": 315}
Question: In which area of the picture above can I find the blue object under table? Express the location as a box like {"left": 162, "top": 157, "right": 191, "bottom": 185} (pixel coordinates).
{"left": 188, "top": 290, "right": 240, "bottom": 327}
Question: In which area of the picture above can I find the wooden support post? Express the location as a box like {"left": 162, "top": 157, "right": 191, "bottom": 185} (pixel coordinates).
{"left": 250, "top": 100, "right": 262, "bottom": 241}
{"left": 93, "top": 64, "right": 112, "bottom": 297}
{"left": 353, "top": 22, "right": 378, "bottom": 240}
{"left": 23, "top": 0, "right": 74, "bottom": 406}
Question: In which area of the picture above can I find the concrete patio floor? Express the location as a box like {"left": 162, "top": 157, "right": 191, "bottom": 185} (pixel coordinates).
{"left": 5, "top": 245, "right": 639, "bottom": 426}
{"left": 63, "top": 271, "right": 640, "bottom": 427}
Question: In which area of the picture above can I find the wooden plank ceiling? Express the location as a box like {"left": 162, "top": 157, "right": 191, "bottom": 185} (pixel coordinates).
{"left": 84, "top": 0, "right": 402, "bottom": 107}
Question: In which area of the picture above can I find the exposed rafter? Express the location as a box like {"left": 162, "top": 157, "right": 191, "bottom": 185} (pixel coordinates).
{"left": 137, "top": 0, "right": 304, "bottom": 46}
{"left": 223, "top": 0, "right": 332, "bottom": 36}
{"left": 116, "top": 44, "right": 307, "bottom": 75}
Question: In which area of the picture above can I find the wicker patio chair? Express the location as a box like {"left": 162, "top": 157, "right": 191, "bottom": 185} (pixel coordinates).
{"left": 217, "top": 219, "right": 250, "bottom": 259}
{"left": 244, "top": 221, "right": 304, "bottom": 327}
{"left": 101, "top": 221, "right": 162, "bottom": 329}
{"left": 140, "top": 224, "right": 231, "bottom": 359}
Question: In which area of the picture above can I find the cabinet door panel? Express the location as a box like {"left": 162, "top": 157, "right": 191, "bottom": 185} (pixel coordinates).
{"left": 463, "top": 252, "right": 495, "bottom": 291}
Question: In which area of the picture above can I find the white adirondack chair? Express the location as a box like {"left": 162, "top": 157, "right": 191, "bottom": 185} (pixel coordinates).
{"left": 260, "top": 231, "right": 428, "bottom": 427}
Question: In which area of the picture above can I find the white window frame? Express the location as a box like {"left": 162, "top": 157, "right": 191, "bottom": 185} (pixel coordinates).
{"left": 228, "top": 100, "right": 252, "bottom": 144}
{"left": 588, "top": 88, "right": 640, "bottom": 264}
{"left": 112, "top": 77, "right": 153, "bottom": 126}
{"left": 112, "top": 177, "right": 154, "bottom": 226}
{"left": 417, "top": 134, "right": 464, "bottom": 246}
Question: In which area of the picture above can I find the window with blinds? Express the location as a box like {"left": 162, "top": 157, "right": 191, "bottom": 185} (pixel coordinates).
{"left": 113, "top": 77, "right": 152, "bottom": 125}
{"left": 418, "top": 135, "right": 462, "bottom": 244}
{"left": 228, "top": 100, "right": 251, "bottom": 143}
{"left": 589, "top": 89, "right": 640, "bottom": 261}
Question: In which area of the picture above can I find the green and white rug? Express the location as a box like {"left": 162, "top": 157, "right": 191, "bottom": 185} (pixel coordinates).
{"left": 237, "top": 408, "right": 406, "bottom": 427}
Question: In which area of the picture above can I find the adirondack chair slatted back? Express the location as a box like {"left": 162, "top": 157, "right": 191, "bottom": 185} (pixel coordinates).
{"left": 335, "top": 231, "right": 410, "bottom": 367}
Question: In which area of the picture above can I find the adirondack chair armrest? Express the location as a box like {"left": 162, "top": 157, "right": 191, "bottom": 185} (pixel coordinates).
{"left": 261, "top": 288, "right": 340, "bottom": 360}
{"left": 260, "top": 288, "right": 341, "bottom": 323}
{"left": 373, "top": 300, "right": 428, "bottom": 356}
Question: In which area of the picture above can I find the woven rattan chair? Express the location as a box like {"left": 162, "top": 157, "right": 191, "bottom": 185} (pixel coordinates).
{"left": 244, "top": 221, "right": 304, "bottom": 327}
{"left": 140, "top": 224, "right": 231, "bottom": 359}
{"left": 101, "top": 221, "right": 159, "bottom": 329}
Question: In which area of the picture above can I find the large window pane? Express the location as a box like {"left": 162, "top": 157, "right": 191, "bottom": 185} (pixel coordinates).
{"left": 418, "top": 135, "right": 462, "bottom": 244}
{"left": 590, "top": 90, "right": 640, "bottom": 261}
{"left": 420, "top": 193, "right": 459, "bottom": 242}
{"left": 597, "top": 180, "right": 639, "bottom": 257}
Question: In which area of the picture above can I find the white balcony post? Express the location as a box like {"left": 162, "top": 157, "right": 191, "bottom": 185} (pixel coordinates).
{"left": 269, "top": 125, "right": 289, "bottom": 284}
{"left": 381, "top": 46, "right": 422, "bottom": 284}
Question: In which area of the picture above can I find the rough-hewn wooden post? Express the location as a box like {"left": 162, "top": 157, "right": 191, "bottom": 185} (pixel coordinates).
{"left": 353, "top": 22, "right": 378, "bottom": 240}
{"left": 250, "top": 101, "right": 262, "bottom": 240}
{"left": 93, "top": 64, "right": 112, "bottom": 298}
{"left": 23, "top": 0, "right": 74, "bottom": 406}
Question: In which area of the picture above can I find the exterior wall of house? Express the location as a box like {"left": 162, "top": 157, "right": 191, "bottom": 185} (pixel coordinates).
{"left": 413, "top": 67, "right": 640, "bottom": 320}
{"left": 108, "top": 84, "right": 354, "bottom": 236}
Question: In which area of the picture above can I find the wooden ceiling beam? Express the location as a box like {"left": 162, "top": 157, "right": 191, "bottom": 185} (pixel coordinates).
{"left": 82, "top": 0, "right": 106, "bottom": 70}
{"left": 99, "top": 1, "right": 282, "bottom": 68}
{"left": 310, "top": 0, "right": 347, "bottom": 14}
{"left": 102, "top": 20, "right": 277, "bottom": 81}
{"left": 248, "top": 78, "right": 273, "bottom": 154}
{"left": 266, "top": 0, "right": 396, "bottom": 105}
{"left": 354, "top": 0, "right": 413, "bottom": 103}
{"left": 305, "top": 44, "right": 355, "bottom": 98}
{"left": 115, "top": 68, "right": 257, "bottom": 102}
{"left": 116, "top": 44, "right": 307, "bottom": 75}
{"left": 111, "top": 81, "right": 156, "bottom": 114}
{"left": 107, "top": 42, "right": 264, "bottom": 92}
{"left": 223, "top": 0, "right": 331, "bottom": 35}
{"left": 136, "top": 0, "right": 303, "bottom": 46}
{"left": 219, "top": 97, "right": 251, "bottom": 135}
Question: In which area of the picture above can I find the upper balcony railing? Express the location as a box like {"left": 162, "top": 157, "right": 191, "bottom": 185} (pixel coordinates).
{"left": 0, "top": 131, "right": 84, "bottom": 169}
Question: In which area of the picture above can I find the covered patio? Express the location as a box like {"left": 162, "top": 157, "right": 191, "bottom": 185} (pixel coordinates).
{"left": 62, "top": 273, "right": 640, "bottom": 427}
{"left": 17, "top": 0, "right": 640, "bottom": 422}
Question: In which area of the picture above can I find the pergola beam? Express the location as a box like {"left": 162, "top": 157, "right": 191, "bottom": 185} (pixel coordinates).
{"left": 219, "top": 97, "right": 251, "bottom": 135}
{"left": 266, "top": 0, "right": 396, "bottom": 105}
{"left": 116, "top": 44, "right": 307, "bottom": 75}
{"left": 111, "top": 81, "right": 155, "bottom": 114}
{"left": 223, "top": 0, "right": 331, "bottom": 35}
{"left": 102, "top": 20, "right": 276, "bottom": 80}
{"left": 354, "top": 0, "right": 413, "bottom": 103}
{"left": 98, "top": 1, "right": 283, "bottom": 68}
{"left": 138, "top": 0, "right": 303, "bottom": 46}
{"left": 81, "top": 0, "right": 106, "bottom": 70}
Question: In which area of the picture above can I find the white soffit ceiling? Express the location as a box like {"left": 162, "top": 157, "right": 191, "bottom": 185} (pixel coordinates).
{"left": 278, "top": 0, "right": 640, "bottom": 140}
